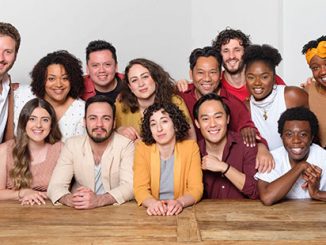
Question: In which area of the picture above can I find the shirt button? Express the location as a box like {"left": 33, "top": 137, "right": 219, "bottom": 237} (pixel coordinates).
{"left": 221, "top": 186, "right": 225, "bottom": 189}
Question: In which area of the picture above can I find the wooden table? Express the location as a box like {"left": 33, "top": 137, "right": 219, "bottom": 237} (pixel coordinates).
{"left": 0, "top": 199, "right": 325, "bottom": 244}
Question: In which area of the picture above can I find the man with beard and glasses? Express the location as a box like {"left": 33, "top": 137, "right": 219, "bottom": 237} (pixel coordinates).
{"left": 0, "top": 22, "right": 20, "bottom": 142}
{"left": 48, "top": 95, "right": 134, "bottom": 209}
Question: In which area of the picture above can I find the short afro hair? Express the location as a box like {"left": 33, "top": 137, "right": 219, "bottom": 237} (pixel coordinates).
{"left": 141, "top": 103, "right": 190, "bottom": 145}
{"left": 243, "top": 44, "right": 282, "bottom": 73}
{"left": 278, "top": 107, "right": 319, "bottom": 138}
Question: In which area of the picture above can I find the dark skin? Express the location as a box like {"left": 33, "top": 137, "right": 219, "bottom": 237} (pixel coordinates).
{"left": 258, "top": 120, "right": 326, "bottom": 205}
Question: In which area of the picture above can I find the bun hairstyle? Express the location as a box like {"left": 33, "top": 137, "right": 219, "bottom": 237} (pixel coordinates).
{"left": 243, "top": 44, "right": 282, "bottom": 73}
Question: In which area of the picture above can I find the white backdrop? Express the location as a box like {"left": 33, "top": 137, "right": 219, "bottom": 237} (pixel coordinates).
{"left": 2, "top": 0, "right": 325, "bottom": 85}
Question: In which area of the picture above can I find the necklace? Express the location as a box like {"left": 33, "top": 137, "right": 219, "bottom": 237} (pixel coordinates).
{"left": 250, "top": 85, "right": 278, "bottom": 120}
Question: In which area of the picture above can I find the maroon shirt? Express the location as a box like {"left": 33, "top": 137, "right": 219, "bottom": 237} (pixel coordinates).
{"left": 199, "top": 131, "right": 259, "bottom": 199}
{"left": 178, "top": 83, "right": 265, "bottom": 144}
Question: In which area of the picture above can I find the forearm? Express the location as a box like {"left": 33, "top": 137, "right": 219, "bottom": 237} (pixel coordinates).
{"left": 142, "top": 198, "right": 158, "bottom": 208}
{"left": 224, "top": 164, "right": 246, "bottom": 191}
{"left": 310, "top": 191, "right": 326, "bottom": 201}
{"left": 58, "top": 193, "right": 74, "bottom": 207}
{"left": 0, "top": 189, "right": 20, "bottom": 201}
{"left": 96, "top": 193, "right": 117, "bottom": 207}
{"left": 259, "top": 164, "right": 306, "bottom": 205}
{"left": 176, "top": 194, "right": 196, "bottom": 208}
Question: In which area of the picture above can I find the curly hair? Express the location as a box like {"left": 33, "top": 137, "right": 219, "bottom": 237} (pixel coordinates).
{"left": 277, "top": 107, "right": 319, "bottom": 138}
{"left": 10, "top": 98, "right": 61, "bottom": 190}
{"left": 30, "top": 50, "right": 84, "bottom": 99}
{"left": 189, "top": 46, "right": 222, "bottom": 71}
{"left": 120, "top": 58, "right": 177, "bottom": 113}
{"left": 243, "top": 44, "right": 282, "bottom": 73}
{"left": 302, "top": 35, "right": 326, "bottom": 54}
{"left": 141, "top": 103, "right": 190, "bottom": 145}
{"left": 0, "top": 22, "right": 21, "bottom": 53}
{"left": 86, "top": 40, "right": 117, "bottom": 63}
{"left": 212, "top": 27, "right": 251, "bottom": 53}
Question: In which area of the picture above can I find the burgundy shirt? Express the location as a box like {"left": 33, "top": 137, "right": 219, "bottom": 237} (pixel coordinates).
{"left": 199, "top": 131, "right": 259, "bottom": 199}
{"left": 81, "top": 72, "right": 124, "bottom": 101}
{"left": 178, "top": 83, "right": 264, "bottom": 144}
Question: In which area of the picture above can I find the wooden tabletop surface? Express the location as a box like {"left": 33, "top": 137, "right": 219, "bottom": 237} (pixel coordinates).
{"left": 0, "top": 199, "right": 325, "bottom": 244}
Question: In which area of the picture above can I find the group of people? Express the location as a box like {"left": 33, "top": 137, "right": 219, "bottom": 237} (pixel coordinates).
{"left": 0, "top": 22, "right": 325, "bottom": 215}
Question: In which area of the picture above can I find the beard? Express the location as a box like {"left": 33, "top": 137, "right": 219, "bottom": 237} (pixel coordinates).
{"left": 0, "top": 57, "right": 16, "bottom": 78}
{"left": 86, "top": 127, "right": 112, "bottom": 143}
{"left": 223, "top": 59, "right": 245, "bottom": 75}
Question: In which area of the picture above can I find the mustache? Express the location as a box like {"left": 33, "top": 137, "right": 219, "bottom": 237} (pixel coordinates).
{"left": 92, "top": 127, "right": 107, "bottom": 133}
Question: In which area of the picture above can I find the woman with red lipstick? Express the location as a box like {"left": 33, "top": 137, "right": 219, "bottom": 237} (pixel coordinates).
{"left": 133, "top": 103, "right": 203, "bottom": 216}
{"left": 14, "top": 50, "right": 85, "bottom": 141}
{"left": 115, "top": 58, "right": 196, "bottom": 141}
{"left": 302, "top": 36, "right": 326, "bottom": 148}
{"left": 0, "top": 98, "right": 62, "bottom": 205}
{"left": 244, "top": 44, "right": 308, "bottom": 150}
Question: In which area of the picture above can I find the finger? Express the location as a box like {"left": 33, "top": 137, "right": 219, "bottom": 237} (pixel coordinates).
{"left": 147, "top": 208, "right": 153, "bottom": 216}
{"left": 39, "top": 192, "right": 48, "bottom": 200}
{"left": 36, "top": 194, "right": 46, "bottom": 205}
{"left": 157, "top": 205, "right": 165, "bottom": 216}
{"left": 169, "top": 204, "right": 180, "bottom": 215}
{"left": 255, "top": 158, "right": 259, "bottom": 170}
{"left": 246, "top": 130, "right": 256, "bottom": 147}
{"left": 175, "top": 207, "right": 182, "bottom": 215}
{"left": 242, "top": 134, "right": 250, "bottom": 147}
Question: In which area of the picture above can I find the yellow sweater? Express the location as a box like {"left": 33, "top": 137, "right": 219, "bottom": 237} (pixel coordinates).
{"left": 115, "top": 95, "right": 192, "bottom": 134}
{"left": 133, "top": 140, "right": 203, "bottom": 206}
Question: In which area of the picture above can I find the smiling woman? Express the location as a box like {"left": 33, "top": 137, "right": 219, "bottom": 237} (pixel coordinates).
{"left": 14, "top": 50, "right": 86, "bottom": 141}
{"left": 115, "top": 58, "right": 196, "bottom": 141}
{"left": 244, "top": 44, "right": 308, "bottom": 150}
{"left": 0, "top": 98, "right": 62, "bottom": 205}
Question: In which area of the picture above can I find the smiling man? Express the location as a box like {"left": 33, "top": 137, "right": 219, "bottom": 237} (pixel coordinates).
{"left": 256, "top": 107, "right": 326, "bottom": 205}
{"left": 0, "top": 22, "right": 20, "bottom": 142}
{"left": 193, "top": 93, "right": 259, "bottom": 199}
{"left": 212, "top": 28, "right": 285, "bottom": 102}
{"left": 82, "top": 40, "right": 124, "bottom": 103}
{"left": 47, "top": 95, "right": 134, "bottom": 209}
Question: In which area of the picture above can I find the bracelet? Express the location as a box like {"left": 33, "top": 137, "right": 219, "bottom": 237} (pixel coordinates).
{"left": 222, "top": 164, "right": 230, "bottom": 176}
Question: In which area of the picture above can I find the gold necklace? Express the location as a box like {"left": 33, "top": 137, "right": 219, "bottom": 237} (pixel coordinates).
{"left": 263, "top": 110, "right": 268, "bottom": 120}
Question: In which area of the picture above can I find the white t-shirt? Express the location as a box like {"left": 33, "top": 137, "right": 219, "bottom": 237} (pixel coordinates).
{"left": 0, "top": 74, "right": 10, "bottom": 142}
{"left": 255, "top": 144, "right": 326, "bottom": 199}
{"left": 14, "top": 84, "right": 85, "bottom": 141}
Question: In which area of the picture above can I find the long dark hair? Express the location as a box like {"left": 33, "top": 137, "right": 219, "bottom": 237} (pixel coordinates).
{"left": 10, "top": 98, "right": 61, "bottom": 189}
{"left": 120, "top": 58, "right": 177, "bottom": 113}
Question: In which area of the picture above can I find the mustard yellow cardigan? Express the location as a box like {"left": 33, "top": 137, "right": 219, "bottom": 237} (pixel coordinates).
{"left": 133, "top": 139, "right": 203, "bottom": 206}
